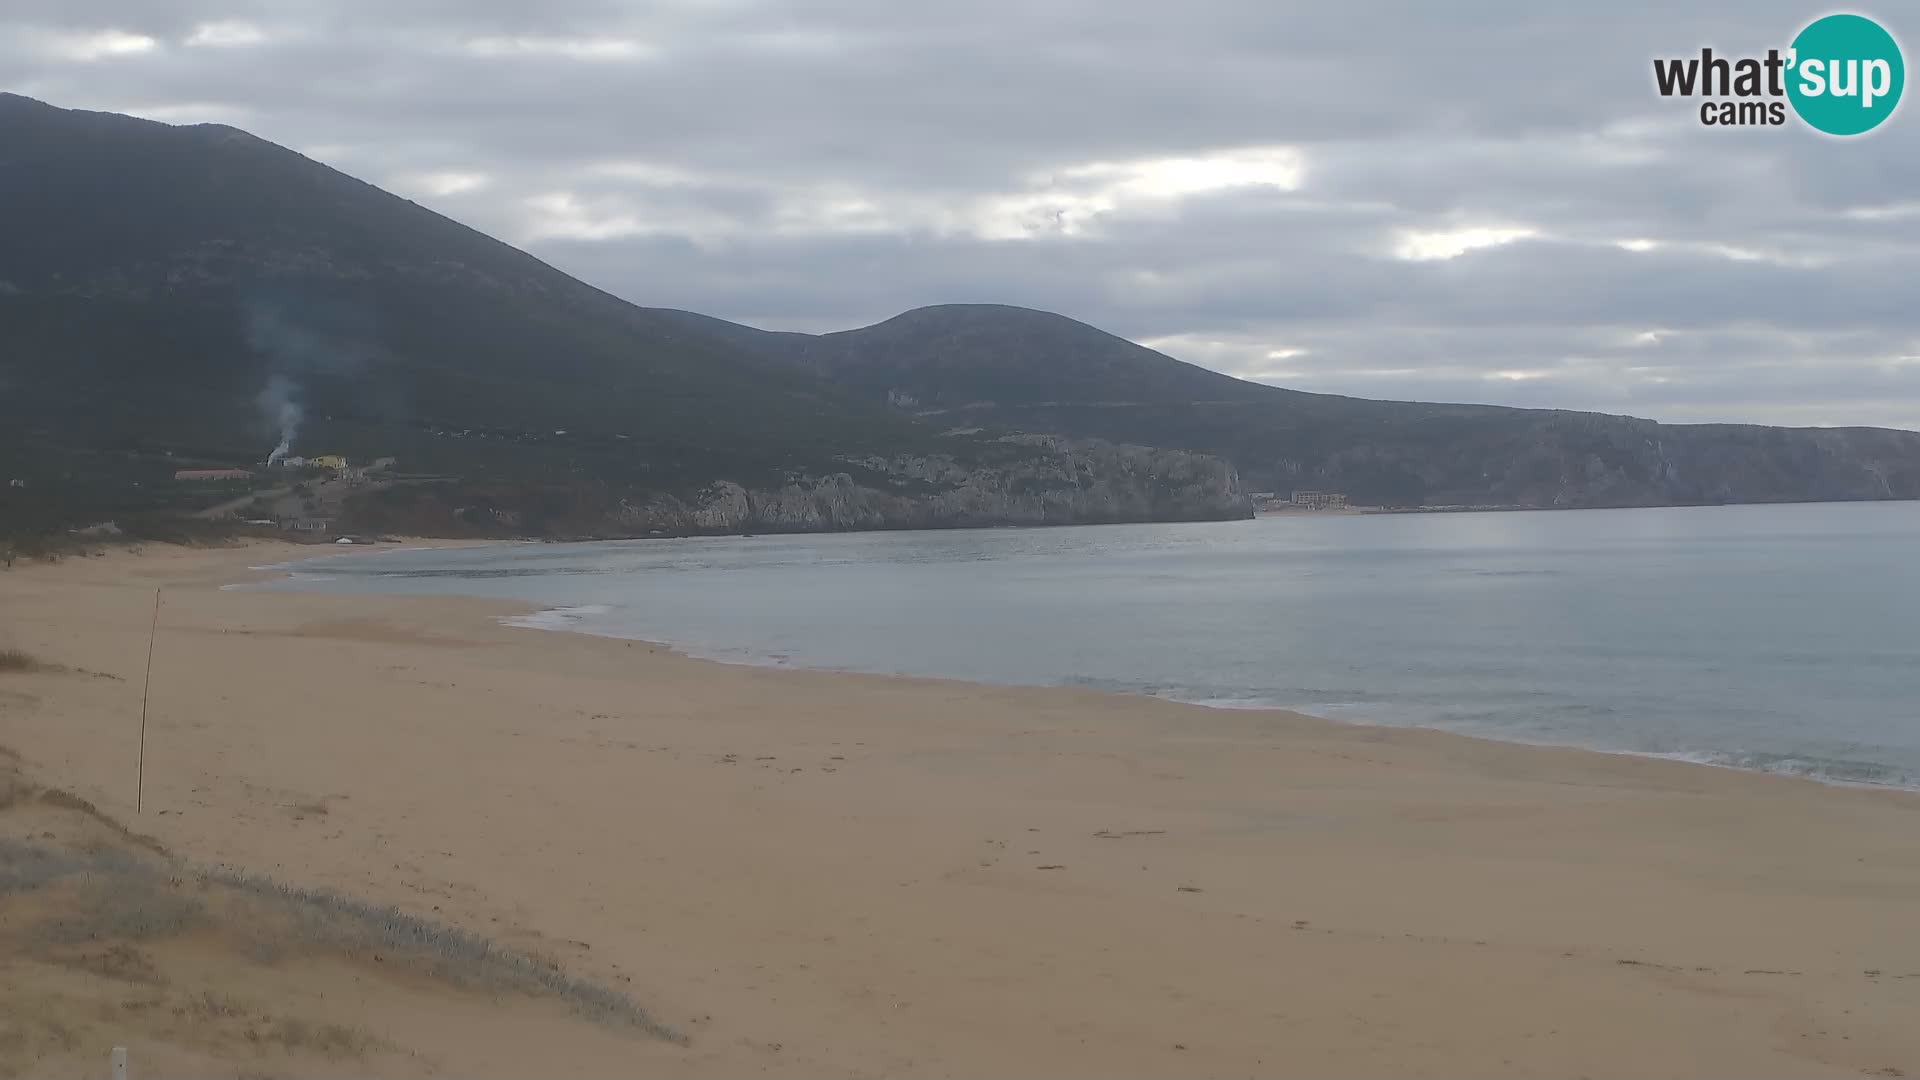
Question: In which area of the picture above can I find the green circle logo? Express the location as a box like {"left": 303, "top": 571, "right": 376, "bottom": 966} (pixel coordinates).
{"left": 1787, "top": 14, "right": 1905, "bottom": 135}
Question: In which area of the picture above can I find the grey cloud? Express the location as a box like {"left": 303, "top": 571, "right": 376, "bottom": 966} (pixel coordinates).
{"left": 5, "top": 0, "right": 1916, "bottom": 430}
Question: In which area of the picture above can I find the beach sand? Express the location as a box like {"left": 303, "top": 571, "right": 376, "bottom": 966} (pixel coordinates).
{"left": 2, "top": 540, "right": 1917, "bottom": 1077}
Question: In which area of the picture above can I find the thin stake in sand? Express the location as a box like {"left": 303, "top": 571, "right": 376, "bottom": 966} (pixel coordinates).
{"left": 137, "top": 587, "right": 159, "bottom": 814}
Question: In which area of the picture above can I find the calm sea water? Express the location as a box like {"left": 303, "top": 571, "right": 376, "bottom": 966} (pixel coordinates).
{"left": 262, "top": 503, "right": 1920, "bottom": 787}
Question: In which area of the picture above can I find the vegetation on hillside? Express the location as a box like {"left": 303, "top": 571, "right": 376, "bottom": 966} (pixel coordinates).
{"left": 4, "top": 92, "right": 1914, "bottom": 537}
{"left": 672, "top": 304, "right": 1920, "bottom": 507}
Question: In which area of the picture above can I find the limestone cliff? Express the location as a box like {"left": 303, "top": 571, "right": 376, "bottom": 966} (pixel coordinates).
{"left": 610, "top": 437, "right": 1248, "bottom": 533}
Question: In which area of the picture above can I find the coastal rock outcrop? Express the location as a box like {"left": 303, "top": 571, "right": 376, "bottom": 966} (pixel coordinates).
{"left": 610, "top": 437, "right": 1248, "bottom": 534}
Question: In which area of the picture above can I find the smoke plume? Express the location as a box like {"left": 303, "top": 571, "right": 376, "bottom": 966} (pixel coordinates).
{"left": 257, "top": 374, "right": 302, "bottom": 465}
{"left": 244, "top": 293, "right": 392, "bottom": 463}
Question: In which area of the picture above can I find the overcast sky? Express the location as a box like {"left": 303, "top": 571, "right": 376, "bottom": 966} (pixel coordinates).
{"left": 6, "top": 1, "right": 1918, "bottom": 429}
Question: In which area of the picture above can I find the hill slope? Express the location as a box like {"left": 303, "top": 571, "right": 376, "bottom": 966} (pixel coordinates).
{"left": 660, "top": 304, "right": 1276, "bottom": 408}
{"left": 0, "top": 95, "right": 1244, "bottom": 534}
{"left": 4, "top": 92, "right": 1913, "bottom": 531}
{"left": 662, "top": 304, "right": 1920, "bottom": 508}
{"left": 0, "top": 93, "right": 904, "bottom": 464}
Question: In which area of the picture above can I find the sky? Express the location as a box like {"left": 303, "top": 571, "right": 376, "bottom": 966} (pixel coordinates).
{"left": 5, "top": 1, "right": 1919, "bottom": 430}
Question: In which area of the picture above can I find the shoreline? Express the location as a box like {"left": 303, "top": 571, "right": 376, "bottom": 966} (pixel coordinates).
{"left": 4, "top": 541, "right": 1919, "bottom": 1076}
{"left": 261, "top": 537, "right": 1920, "bottom": 794}
{"left": 502, "top": 596, "right": 1920, "bottom": 793}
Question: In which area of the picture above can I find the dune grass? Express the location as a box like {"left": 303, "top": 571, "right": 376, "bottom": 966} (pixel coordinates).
{"left": 0, "top": 752, "right": 681, "bottom": 1046}
{"left": 0, "top": 834, "right": 679, "bottom": 1042}
{"left": 207, "top": 868, "right": 681, "bottom": 1039}
{"left": 0, "top": 649, "right": 47, "bottom": 674}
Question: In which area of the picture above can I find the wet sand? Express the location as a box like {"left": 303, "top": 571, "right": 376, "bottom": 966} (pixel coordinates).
{"left": 2, "top": 540, "right": 1917, "bottom": 1077}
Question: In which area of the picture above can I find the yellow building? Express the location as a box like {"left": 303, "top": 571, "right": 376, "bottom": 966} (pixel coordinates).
{"left": 309, "top": 454, "right": 348, "bottom": 471}
{"left": 1290, "top": 490, "right": 1349, "bottom": 510}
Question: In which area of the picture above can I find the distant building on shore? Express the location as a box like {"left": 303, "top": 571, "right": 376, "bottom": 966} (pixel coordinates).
{"left": 174, "top": 468, "right": 252, "bottom": 482}
{"left": 1290, "top": 490, "right": 1349, "bottom": 510}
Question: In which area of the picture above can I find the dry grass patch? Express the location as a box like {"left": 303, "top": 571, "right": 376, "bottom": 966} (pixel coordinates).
{"left": 208, "top": 868, "right": 679, "bottom": 1038}
{"left": 0, "top": 752, "right": 680, "bottom": 1045}
{"left": 0, "top": 753, "right": 686, "bottom": 1077}
{"left": 0, "top": 837, "right": 677, "bottom": 1040}
{"left": 0, "top": 650, "right": 51, "bottom": 675}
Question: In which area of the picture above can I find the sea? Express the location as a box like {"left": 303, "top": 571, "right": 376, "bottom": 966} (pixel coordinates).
{"left": 258, "top": 502, "right": 1920, "bottom": 788}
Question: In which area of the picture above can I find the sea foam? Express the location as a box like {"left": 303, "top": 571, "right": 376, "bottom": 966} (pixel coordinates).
{"left": 500, "top": 604, "right": 614, "bottom": 632}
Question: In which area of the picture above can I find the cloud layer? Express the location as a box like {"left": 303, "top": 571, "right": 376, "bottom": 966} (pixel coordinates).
{"left": 8, "top": 1, "right": 1918, "bottom": 428}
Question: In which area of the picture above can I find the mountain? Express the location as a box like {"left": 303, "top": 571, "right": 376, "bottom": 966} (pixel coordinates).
{"left": 661, "top": 304, "right": 1920, "bottom": 508}
{"left": 2, "top": 94, "right": 1914, "bottom": 541}
{"left": 0, "top": 95, "right": 1244, "bottom": 535}
{"left": 0, "top": 94, "right": 906, "bottom": 461}
{"left": 657, "top": 304, "right": 1276, "bottom": 408}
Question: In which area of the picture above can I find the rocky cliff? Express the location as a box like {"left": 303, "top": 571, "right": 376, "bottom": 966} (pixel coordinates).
{"left": 1243, "top": 409, "right": 1920, "bottom": 508}
{"left": 606, "top": 437, "right": 1248, "bottom": 533}
{"left": 339, "top": 436, "right": 1246, "bottom": 537}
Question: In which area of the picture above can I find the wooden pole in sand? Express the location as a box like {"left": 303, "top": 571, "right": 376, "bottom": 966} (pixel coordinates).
{"left": 137, "top": 588, "right": 160, "bottom": 814}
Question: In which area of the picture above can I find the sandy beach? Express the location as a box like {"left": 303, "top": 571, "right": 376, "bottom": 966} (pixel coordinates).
{"left": 2, "top": 540, "right": 1918, "bottom": 1077}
